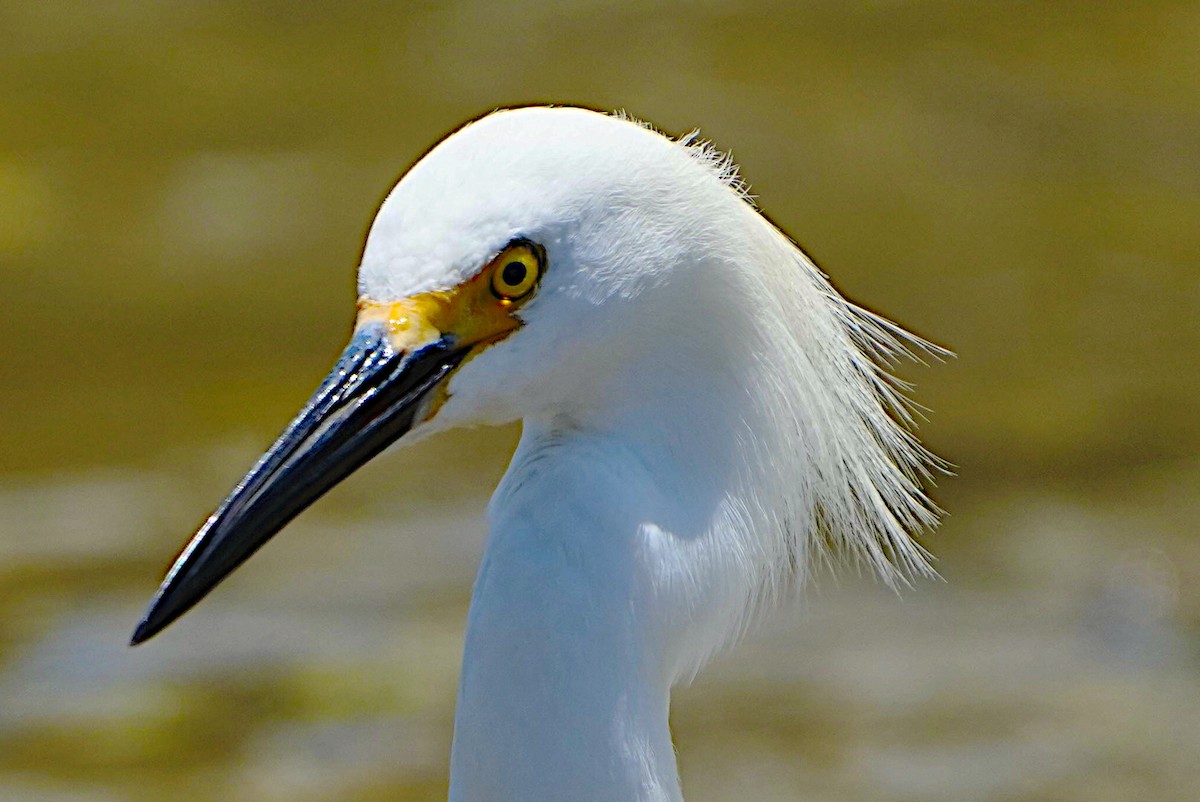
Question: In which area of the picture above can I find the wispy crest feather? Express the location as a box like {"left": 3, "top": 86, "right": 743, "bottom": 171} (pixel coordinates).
{"left": 655, "top": 124, "right": 949, "bottom": 667}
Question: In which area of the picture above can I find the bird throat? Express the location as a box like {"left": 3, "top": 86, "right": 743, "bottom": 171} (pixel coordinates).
{"left": 447, "top": 417, "right": 693, "bottom": 802}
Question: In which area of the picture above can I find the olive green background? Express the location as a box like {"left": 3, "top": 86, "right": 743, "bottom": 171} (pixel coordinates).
{"left": 1, "top": 2, "right": 1197, "bottom": 800}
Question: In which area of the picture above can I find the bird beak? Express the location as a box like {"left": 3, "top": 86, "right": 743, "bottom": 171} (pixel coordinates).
{"left": 131, "top": 322, "right": 468, "bottom": 644}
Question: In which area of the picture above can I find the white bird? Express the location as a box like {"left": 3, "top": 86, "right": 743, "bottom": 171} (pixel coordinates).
{"left": 133, "top": 106, "right": 944, "bottom": 801}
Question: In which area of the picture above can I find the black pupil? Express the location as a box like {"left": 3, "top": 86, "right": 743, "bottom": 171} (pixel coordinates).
{"left": 501, "top": 260, "right": 527, "bottom": 287}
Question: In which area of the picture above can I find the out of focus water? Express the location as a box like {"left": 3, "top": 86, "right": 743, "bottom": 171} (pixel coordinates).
{"left": 1, "top": 2, "right": 1198, "bottom": 800}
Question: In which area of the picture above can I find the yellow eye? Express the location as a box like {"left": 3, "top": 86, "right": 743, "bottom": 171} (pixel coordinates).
{"left": 489, "top": 241, "right": 543, "bottom": 301}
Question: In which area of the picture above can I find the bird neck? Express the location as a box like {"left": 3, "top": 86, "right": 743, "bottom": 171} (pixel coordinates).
{"left": 448, "top": 415, "right": 703, "bottom": 802}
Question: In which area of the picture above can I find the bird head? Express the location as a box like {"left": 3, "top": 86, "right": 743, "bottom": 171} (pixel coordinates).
{"left": 133, "top": 107, "right": 754, "bottom": 642}
{"left": 353, "top": 107, "right": 754, "bottom": 433}
{"left": 134, "top": 106, "right": 943, "bottom": 648}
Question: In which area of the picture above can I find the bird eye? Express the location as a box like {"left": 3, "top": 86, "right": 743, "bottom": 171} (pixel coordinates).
{"left": 489, "top": 241, "right": 543, "bottom": 301}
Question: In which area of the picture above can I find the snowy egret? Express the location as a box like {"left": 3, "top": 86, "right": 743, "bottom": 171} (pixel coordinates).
{"left": 133, "top": 106, "right": 944, "bottom": 800}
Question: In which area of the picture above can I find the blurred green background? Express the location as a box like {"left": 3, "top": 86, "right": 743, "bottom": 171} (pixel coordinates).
{"left": 2, "top": 1, "right": 1198, "bottom": 800}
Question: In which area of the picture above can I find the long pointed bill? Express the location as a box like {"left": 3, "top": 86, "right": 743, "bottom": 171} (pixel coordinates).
{"left": 131, "top": 323, "right": 468, "bottom": 644}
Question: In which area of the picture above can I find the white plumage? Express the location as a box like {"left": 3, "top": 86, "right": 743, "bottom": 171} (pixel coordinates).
{"left": 136, "top": 105, "right": 945, "bottom": 801}
{"left": 357, "top": 107, "right": 943, "bottom": 799}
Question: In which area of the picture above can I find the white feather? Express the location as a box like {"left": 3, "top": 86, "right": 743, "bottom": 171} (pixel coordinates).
{"left": 358, "top": 106, "right": 945, "bottom": 801}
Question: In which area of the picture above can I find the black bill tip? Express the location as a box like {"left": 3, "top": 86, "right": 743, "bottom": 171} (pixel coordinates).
{"left": 130, "top": 616, "right": 157, "bottom": 646}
